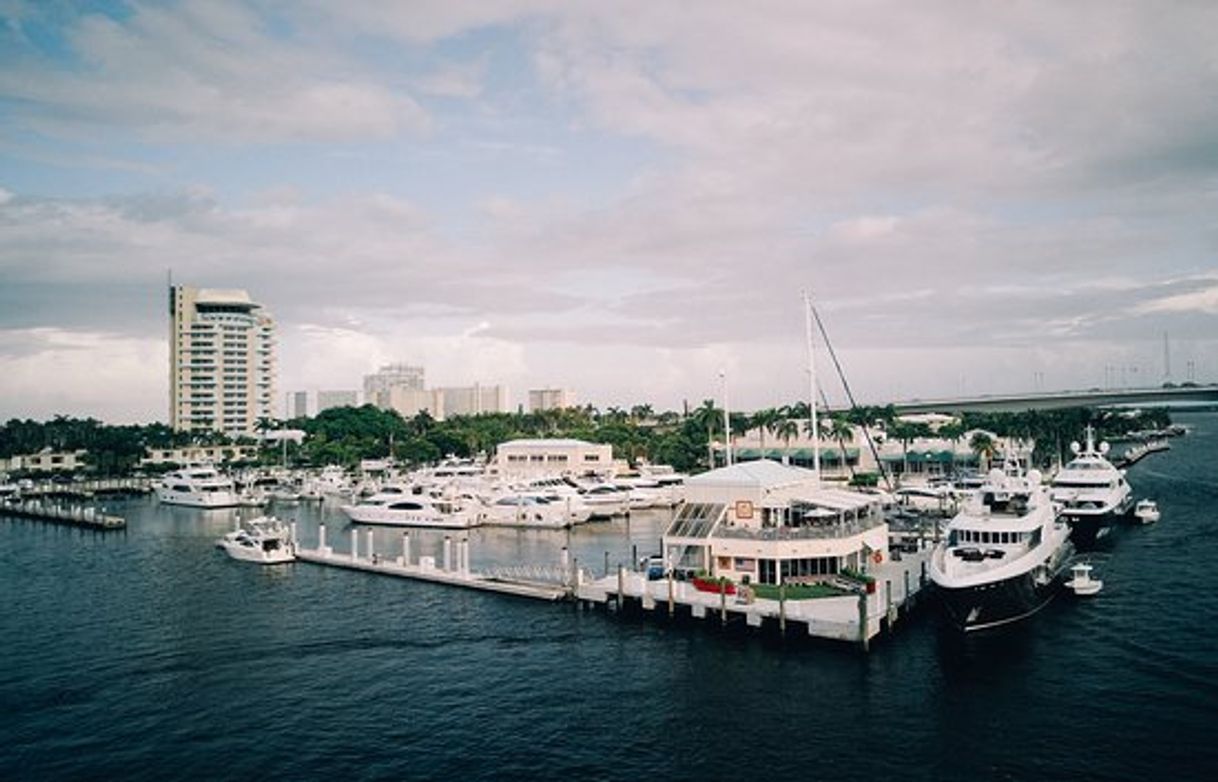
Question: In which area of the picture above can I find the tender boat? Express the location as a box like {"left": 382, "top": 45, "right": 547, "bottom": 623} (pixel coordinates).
{"left": 1065, "top": 562, "right": 1102, "bottom": 596}
{"left": 216, "top": 516, "right": 295, "bottom": 564}
{"left": 156, "top": 466, "right": 239, "bottom": 508}
{"left": 340, "top": 490, "right": 479, "bottom": 529}
{"left": 930, "top": 461, "right": 1075, "bottom": 632}
{"left": 1050, "top": 426, "right": 1133, "bottom": 547}
{"left": 1133, "top": 499, "right": 1160, "bottom": 524}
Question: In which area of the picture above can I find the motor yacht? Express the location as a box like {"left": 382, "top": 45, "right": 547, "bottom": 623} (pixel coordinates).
{"left": 476, "top": 493, "right": 585, "bottom": 529}
{"left": 216, "top": 516, "right": 295, "bottom": 564}
{"left": 339, "top": 489, "right": 479, "bottom": 529}
{"left": 1050, "top": 426, "right": 1133, "bottom": 547}
{"left": 156, "top": 466, "right": 239, "bottom": 508}
{"left": 575, "top": 483, "right": 632, "bottom": 518}
{"left": 930, "top": 461, "right": 1074, "bottom": 632}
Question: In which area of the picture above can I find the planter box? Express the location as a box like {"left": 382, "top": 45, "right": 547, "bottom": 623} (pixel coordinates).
{"left": 692, "top": 577, "right": 736, "bottom": 595}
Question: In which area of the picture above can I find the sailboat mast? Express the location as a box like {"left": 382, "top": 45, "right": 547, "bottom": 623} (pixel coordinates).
{"left": 803, "top": 291, "right": 821, "bottom": 479}
{"left": 720, "top": 369, "right": 733, "bottom": 466}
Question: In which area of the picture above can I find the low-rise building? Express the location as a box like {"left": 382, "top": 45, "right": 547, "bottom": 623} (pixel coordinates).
{"left": 495, "top": 438, "right": 613, "bottom": 478}
{"left": 0, "top": 449, "right": 89, "bottom": 473}
{"left": 141, "top": 444, "right": 260, "bottom": 467}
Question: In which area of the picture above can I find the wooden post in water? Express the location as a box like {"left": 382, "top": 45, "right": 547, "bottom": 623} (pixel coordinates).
{"left": 904, "top": 570, "right": 911, "bottom": 611}
{"left": 318, "top": 523, "right": 327, "bottom": 554}
{"left": 779, "top": 581, "right": 787, "bottom": 635}
{"left": 350, "top": 528, "right": 359, "bottom": 561}
{"left": 667, "top": 570, "right": 674, "bottom": 618}
{"left": 857, "top": 591, "right": 870, "bottom": 652}
{"left": 366, "top": 529, "right": 375, "bottom": 562}
{"left": 617, "top": 565, "right": 625, "bottom": 611}
{"left": 604, "top": 551, "right": 610, "bottom": 577}
{"left": 443, "top": 536, "right": 453, "bottom": 571}
{"left": 720, "top": 580, "right": 727, "bottom": 627}
{"left": 401, "top": 532, "right": 411, "bottom": 566}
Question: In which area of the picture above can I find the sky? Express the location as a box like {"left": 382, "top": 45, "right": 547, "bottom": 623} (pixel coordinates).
{"left": 1, "top": 0, "right": 1216, "bottom": 423}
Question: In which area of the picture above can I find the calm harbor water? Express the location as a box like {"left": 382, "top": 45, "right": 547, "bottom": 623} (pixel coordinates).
{"left": 3, "top": 414, "right": 1218, "bottom": 781}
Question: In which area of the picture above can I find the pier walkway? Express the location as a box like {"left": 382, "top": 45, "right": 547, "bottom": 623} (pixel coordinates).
{"left": 292, "top": 524, "right": 573, "bottom": 601}
{"left": 1, "top": 499, "right": 126, "bottom": 530}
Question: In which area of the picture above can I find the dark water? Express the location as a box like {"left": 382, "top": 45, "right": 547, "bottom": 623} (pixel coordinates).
{"left": 3, "top": 415, "right": 1218, "bottom": 781}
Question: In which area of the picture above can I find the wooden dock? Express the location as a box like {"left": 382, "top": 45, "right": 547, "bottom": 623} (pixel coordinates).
{"left": 1, "top": 499, "right": 126, "bottom": 530}
{"left": 18, "top": 477, "right": 153, "bottom": 500}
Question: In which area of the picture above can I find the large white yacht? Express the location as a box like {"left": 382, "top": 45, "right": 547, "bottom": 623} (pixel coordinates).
{"left": 156, "top": 466, "right": 239, "bottom": 508}
{"left": 1050, "top": 426, "right": 1133, "bottom": 547}
{"left": 339, "top": 488, "right": 479, "bottom": 529}
{"left": 476, "top": 493, "right": 588, "bottom": 529}
{"left": 930, "top": 461, "right": 1074, "bottom": 632}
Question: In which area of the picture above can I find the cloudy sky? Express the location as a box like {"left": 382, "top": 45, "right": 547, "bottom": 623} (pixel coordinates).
{"left": 2, "top": 1, "right": 1216, "bottom": 422}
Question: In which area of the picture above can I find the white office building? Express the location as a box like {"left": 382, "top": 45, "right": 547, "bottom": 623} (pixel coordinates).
{"left": 495, "top": 438, "right": 612, "bottom": 478}
{"left": 364, "top": 364, "right": 425, "bottom": 408}
{"left": 318, "top": 390, "right": 359, "bottom": 412}
{"left": 528, "top": 388, "right": 577, "bottom": 412}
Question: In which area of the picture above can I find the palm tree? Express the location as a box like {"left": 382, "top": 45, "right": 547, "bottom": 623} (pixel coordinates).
{"left": 775, "top": 418, "right": 800, "bottom": 464}
{"left": 751, "top": 407, "right": 781, "bottom": 460}
{"left": 970, "top": 431, "right": 996, "bottom": 473}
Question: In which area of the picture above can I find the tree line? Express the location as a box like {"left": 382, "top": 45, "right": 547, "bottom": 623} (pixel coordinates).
{"left": 1, "top": 403, "right": 1173, "bottom": 477}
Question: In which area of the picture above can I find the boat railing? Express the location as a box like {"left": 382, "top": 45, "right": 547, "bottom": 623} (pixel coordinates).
{"left": 714, "top": 515, "right": 885, "bottom": 542}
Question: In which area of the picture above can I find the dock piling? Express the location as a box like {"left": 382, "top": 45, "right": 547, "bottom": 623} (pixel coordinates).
{"left": 350, "top": 528, "right": 359, "bottom": 561}
{"left": 443, "top": 536, "right": 452, "bottom": 572}
{"left": 401, "top": 532, "right": 411, "bottom": 566}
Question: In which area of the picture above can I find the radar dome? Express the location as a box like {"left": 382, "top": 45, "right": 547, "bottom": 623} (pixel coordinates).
{"left": 1099, "top": 442, "right": 1110, "bottom": 455}
{"left": 1070, "top": 441, "right": 1080, "bottom": 455}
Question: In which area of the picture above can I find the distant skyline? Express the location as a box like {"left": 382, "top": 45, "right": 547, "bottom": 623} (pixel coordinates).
{"left": 2, "top": 1, "right": 1216, "bottom": 423}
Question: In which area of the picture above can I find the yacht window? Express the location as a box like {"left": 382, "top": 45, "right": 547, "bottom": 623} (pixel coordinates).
{"left": 388, "top": 502, "right": 424, "bottom": 511}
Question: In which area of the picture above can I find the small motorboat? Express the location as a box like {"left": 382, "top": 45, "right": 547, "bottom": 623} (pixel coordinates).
{"left": 216, "top": 516, "right": 295, "bottom": 564}
{"left": 1065, "top": 562, "right": 1102, "bottom": 596}
{"left": 1134, "top": 499, "right": 1160, "bottom": 524}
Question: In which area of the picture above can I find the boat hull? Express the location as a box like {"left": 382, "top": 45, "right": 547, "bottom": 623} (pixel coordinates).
{"left": 339, "top": 506, "right": 478, "bottom": 529}
{"left": 1062, "top": 496, "right": 1133, "bottom": 548}
{"left": 217, "top": 540, "right": 295, "bottom": 564}
{"left": 157, "top": 488, "right": 238, "bottom": 508}
{"left": 935, "top": 548, "right": 1074, "bottom": 632}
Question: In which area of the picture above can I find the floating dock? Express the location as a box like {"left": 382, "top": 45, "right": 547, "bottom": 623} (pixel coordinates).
{"left": 1, "top": 499, "right": 126, "bottom": 530}
{"left": 291, "top": 524, "right": 572, "bottom": 601}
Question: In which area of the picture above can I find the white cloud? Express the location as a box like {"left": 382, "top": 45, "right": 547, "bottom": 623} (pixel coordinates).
{"left": 0, "top": 328, "right": 165, "bottom": 422}
{"left": 0, "top": 1, "right": 430, "bottom": 142}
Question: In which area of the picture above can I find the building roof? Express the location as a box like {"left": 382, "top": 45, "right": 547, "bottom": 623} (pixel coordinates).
{"left": 498, "top": 438, "right": 600, "bottom": 449}
{"left": 196, "top": 288, "right": 257, "bottom": 308}
{"left": 687, "top": 459, "right": 818, "bottom": 489}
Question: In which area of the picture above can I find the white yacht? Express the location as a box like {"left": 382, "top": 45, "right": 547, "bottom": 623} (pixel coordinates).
{"left": 1050, "top": 426, "right": 1133, "bottom": 547}
{"left": 156, "top": 466, "right": 239, "bottom": 508}
{"left": 339, "top": 489, "right": 478, "bottom": 529}
{"left": 576, "top": 483, "right": 632, "bottom": 518}
{"left": 216, "top": 516, "right": 295, "bottom": 564}
{"left": 476, "top": 493, "right": 584, "bottom": 529}
{"left": 930, "top": 462, "right": 1075, "bottom": 632}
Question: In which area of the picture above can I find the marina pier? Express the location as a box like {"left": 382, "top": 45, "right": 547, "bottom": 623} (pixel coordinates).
{"left": 575, "top": 546, "right": 933, "bottom": 649}
{"left": 292, "top": 523, "right": 574, "bottom": 601}
{"left": 1, "top": 498, "right": 126, "bottom": 530}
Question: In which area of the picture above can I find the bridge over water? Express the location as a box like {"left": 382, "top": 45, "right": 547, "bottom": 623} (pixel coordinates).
{"left": 854, "top": 385, "right": 1218, "bottom": 415}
